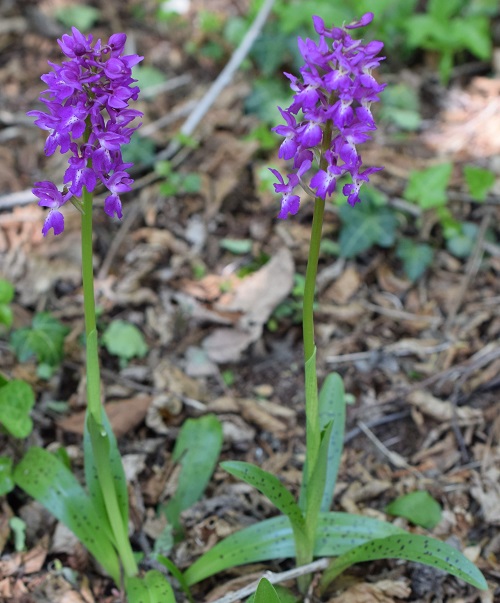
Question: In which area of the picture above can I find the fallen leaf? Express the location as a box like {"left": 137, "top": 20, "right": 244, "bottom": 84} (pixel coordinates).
{"left": 58, "top": 395, "right": 151, "bottom": 437}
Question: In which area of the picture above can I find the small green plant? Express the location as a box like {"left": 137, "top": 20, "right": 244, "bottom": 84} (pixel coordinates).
{"left": 161, "top": 415, "right": 223, "bottom": 537}
{"left": 0, "top": 455, "right": 14, "bottom": 496}
{"left": 404, "top": 163, "right": 453, "bottom": 210}
{"left": 404, "top": 0, "right": 492, "bottom": 83}
{"left": 10, "top": 312, "right": 69, "bottom": 378}
{"left": 386, "top": 490, "right": 442, "bottom": 530}
{"left": 180, "top": 14, "right": 487, "bottom": 599}
{"left": 155, "top": 160, "right": 202, "bottom": 196}
{"left": 0, "top": 378, "right": 35, "bottom": 439}
{"left": 101, "top": 319, "right": 149, "bottom": 368}
{"left": 0, "top": 278, "right": 14, "bottom": 329}
{"left": 396, "top": 238, "right": 434, "bottom": 281}
{"left": 464, "top": 165, "right": 495, "bottom": 202}
{"left": 339, "top": 187, "right": 398, "bottom": 258}
{"left": 55, "top": 5, "right": 101, "bottom": 31}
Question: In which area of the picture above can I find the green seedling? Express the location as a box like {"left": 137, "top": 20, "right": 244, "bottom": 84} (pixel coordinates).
{"left": 386, "top": 490, "right": 442, "bottom": 529}
{"left": 102, "top": 319, "right": 148, "bottom": 368}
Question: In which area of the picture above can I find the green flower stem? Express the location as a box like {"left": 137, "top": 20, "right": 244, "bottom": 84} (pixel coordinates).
{"left": 81, "top": 187, "right": 102, "bottom": 424}
{"left": 81, "top": 186, "right": 138, "bottom": 579}
{"left": 297, "top": 122, "right": 332, "bottom": 590}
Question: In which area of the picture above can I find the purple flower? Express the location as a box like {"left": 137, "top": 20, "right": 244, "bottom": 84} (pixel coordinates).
{"left": 28, "top": 27, "right": 143, "bottom": 235}
{"left": 33, "top": 181, "right": 71, "bottom": 236}
{"left": 270, "top": 14, "right": 385, "bottom": 217}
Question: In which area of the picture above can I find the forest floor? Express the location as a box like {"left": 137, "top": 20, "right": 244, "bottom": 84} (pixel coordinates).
{"left": 0, "top": 1, "right": 499, "bottom": 602}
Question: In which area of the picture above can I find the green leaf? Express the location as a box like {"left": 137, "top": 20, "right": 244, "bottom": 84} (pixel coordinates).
{"left": 339, "top": 198, "right": 398, "bottom": 258}
{"left": 386, "top": 491, "right": 442, "bottom": 529}
{"left": 0, "top": 380, "right": 34, "bottom": 438}
{"left": 464, "top": 165, "right": 495, "bottom": 202}
{"left": 132, "top": 65, "right": 167, "bottom": 91}
{"left": 163, "top": 415, "right": 222, "bottom": 532}
{"left": 446, "top": 222, "right": 478, "bottom": 258}
{"left": 9, "top": 517, "right": 26, "bottom": 552}
{"left": 221, "top": 461, "right": 305, "bottom": 535}
{"left": 380, "top": 84, "right": 421, "bottom": 131}
{"left": 122, "top": 133, "right": 156, "bottom": 166}
{"left": 0, "top": 304, "right": 13, "bottom": 328}
{"left": 220, "top": 239, "right": 253, "bottom": 255}
{"left": 126, "top": 571, "right": 176, "bottom": 603}
{"left": 396, "top": 239, "right": 434, "bottom": 281}
{"left": 0, "top": 279, "right": 14, "bottom": 304}
{"left": 84, "top": 409, "right": 129, "bottom": 544}
{"left": 0, "top": 456, "right": 14, "bottom": 496}
{"left": 183, "top": 512, "right": 405, "bottom": 585}
{"left": 404, "top": 164, "right": 452, "bottom": 209}
{"left": 254, "top": 578, "right": 282, "bottom": 603}
{"left": 428, "top": 0, "right": 463, "bottom": 20}
{"left": 318, "top": 374, "right": 346, "bottom": 512}
{"left": 56, "top": 6, "right": 100, "bottom": 30}
{"left": 455, "top": 16, "right": 491, "bottom": 59}
{"left": 13, "top": 447, "right": 121, "bottom": 584}
{"left": 102, "top": 320, "right": 148, "bottom": 363}
{"left": 320, "top": 533, "right": 487, "bottom": 591}
{"left": 11, "top": 312, "right": 69, "bottom": 367}
{"left": 157, "top": 555, "right": 193, "bottom": 602}
{"left": 248, "top": 584, "right": 298, "bottom": 603}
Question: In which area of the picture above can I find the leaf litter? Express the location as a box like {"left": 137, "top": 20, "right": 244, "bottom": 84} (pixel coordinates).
{"left": 0, "top": 0, "right": 499, "bottom": 600}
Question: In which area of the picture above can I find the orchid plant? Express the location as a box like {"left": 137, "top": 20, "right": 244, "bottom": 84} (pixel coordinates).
{"left": 13, "top": 12, "right": 488, "bottom": 603}
{"left": 14, "top": 28, "right": 176, "bottom": 602}
{"left": 178, "top": 12, "right": 488, "bottom": 599}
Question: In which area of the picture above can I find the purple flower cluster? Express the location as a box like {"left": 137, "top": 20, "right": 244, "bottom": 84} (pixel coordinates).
{"left": 28, "top": 28, "right": 143, "bottom": 235}
{"left": 270, "top": 13, "right": 385, "bottom": 218}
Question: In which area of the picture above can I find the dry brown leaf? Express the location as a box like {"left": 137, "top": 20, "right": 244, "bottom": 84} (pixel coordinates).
{"left": 325, "top": 266, "right": 362, "bottom": 304}
{"left": 0, "top": 539, "right": 48, "bottom": 577}
{"left": 327, "top": 579, "right": 411, "bottom": 603}
{"left": 238, "top": 398, "right": 289, "bottom": 434}
{"left": 471, "top": 466, "right": 500, "bottom": 525}
{"left": 58, "top": 395, "right": 151, "bottom": 437}
{"left": 215, "top": 247, "right": 295, "bottom": 328}
{"left": 202, "top": 325, "right": 260, "bottom": 363}
{"left": 407, "top": 390, "right": 484, "bottom": 424}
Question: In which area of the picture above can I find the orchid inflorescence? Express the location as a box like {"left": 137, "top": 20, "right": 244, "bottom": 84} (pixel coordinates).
{"left": 271, "top": 12, "right": 386, "bottom": 219}
{"left": 28, "top": 28, "right": 143, "bottom": 236}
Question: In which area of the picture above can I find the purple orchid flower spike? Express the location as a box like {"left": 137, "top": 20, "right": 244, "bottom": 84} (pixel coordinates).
{"left": 270, "top": 13, "right": 385, "bottom": 218}
{"left": 28, "top": 28, "right": 143, "bottom": 235}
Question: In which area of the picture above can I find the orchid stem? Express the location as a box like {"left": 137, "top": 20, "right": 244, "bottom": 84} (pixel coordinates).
{"left": 80, "top": 186, "right": 138, "bottom": 579}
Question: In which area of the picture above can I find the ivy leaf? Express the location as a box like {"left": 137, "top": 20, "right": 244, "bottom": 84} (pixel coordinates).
{"left": 0, "top": 380, "right": 34, "bottom": 438}
{"left": 446, "top": 222, "right": 478, "bottom": 258}
{"left": 404, "top": 163, "right": 452, "bottom": 209}
{"left": 56, "top": 6, "right": 100, "bottom": 30}
{"left": 396, "top": 239, "right": 434, "bottom": 281}
{"left": 102, "top": 320, "right": 148, "bottom": 364}
{"left": 464, "top": 165, "right": 495, "bottom": 202}
{"left": 386, "top": 490, "right": 442, "bottom": 529}
{"left": 11, "top": 313, "right": 69, "bottom": 367}
{"left": 339, "top": 197, "right": 398, "bottom": 258}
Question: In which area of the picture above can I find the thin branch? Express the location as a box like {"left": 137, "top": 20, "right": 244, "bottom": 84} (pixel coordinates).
{"left": 209, "top": 559, "right": 330, "bottom": 603}
{"left": 156, "top": 0, "right": 277, "bottom": 162}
